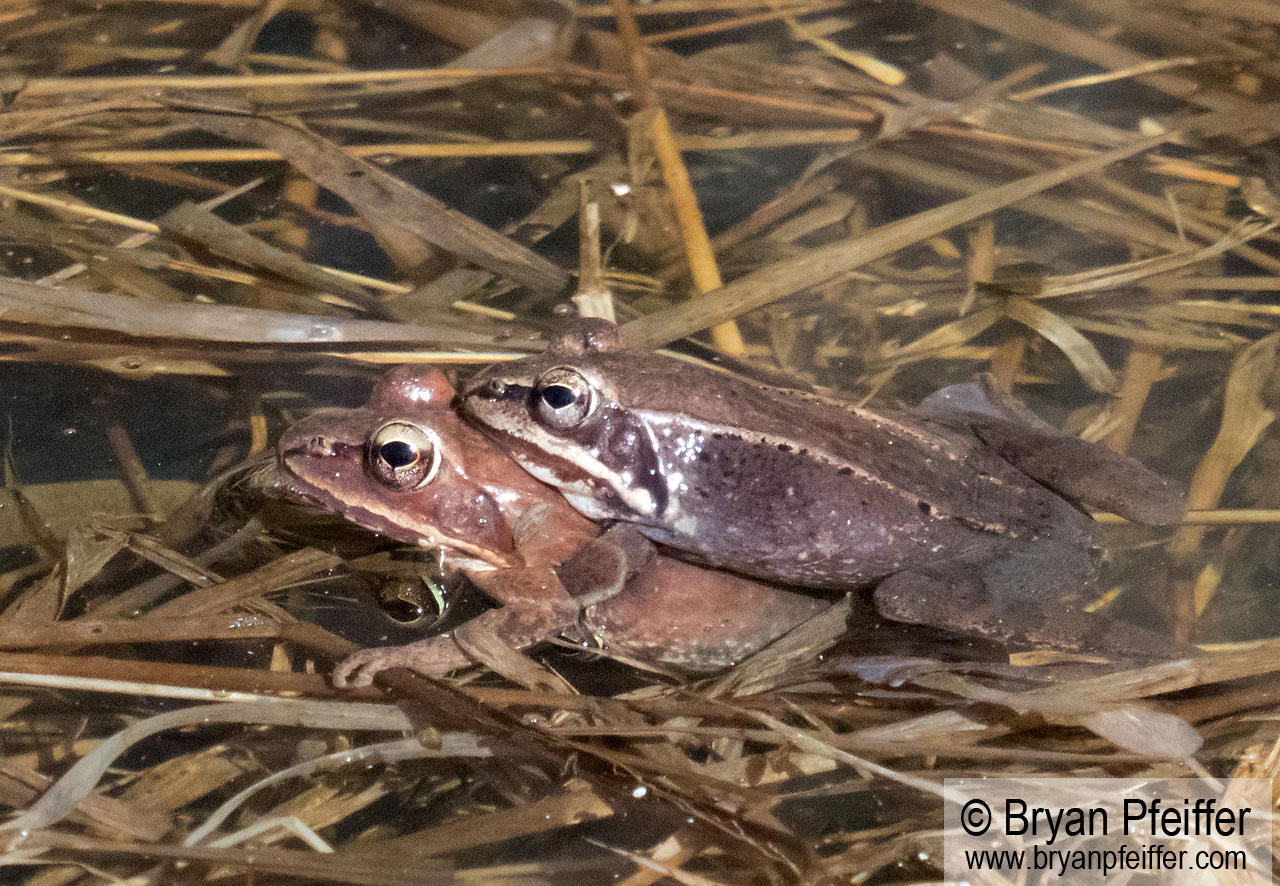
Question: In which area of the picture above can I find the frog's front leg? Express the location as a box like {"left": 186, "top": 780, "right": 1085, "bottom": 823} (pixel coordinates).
{"left": 333, "top": 530, "right": 659, "bottom": 687}
{"left": 332, "top": 566, "right": 580, "bottom": 687}
{"left": 555, "top": 524, "right": 657, "bottom": 605}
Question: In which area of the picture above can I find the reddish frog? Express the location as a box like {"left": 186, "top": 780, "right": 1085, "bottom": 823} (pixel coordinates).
{"left": 277, "top": 365, "right": 828, "bottom": 686}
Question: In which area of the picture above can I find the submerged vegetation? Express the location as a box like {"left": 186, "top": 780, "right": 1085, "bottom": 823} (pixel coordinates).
{"left": 2, "top": 0, "right": 1280, "bottom": 882}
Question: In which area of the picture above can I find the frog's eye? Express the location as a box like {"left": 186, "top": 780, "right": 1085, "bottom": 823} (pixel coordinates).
{"left": 368, "top": 421, "right": 441, "bottom": 491}
{"left": 533, "top": 367, "right": 595, "bottom": 430}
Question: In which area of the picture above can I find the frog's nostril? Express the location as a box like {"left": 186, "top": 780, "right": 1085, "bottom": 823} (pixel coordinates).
{"left": 307, "top": 435, "right": 336, "bottom": 457}
{"left": 484, "top": 379, "right": 506, "bottom": 397}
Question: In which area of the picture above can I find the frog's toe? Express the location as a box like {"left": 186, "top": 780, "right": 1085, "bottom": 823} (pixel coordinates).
{"left": 332, "top": 648, "right": 398, "bottom": 688}
{"left": 332, "top": 637, "right": 472, "bottom": 687}
{"left": 331, "top": 652, "right": 379, "bottom": 688}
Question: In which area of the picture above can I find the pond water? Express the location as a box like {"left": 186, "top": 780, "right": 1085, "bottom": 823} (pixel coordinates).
{"left": 1, "top": 1, "right": 1278, "bottom": 883}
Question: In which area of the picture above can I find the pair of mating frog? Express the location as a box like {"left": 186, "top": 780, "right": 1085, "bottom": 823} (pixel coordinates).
{"left": 277, "top": 319, "right": 1186, "bottom": 686}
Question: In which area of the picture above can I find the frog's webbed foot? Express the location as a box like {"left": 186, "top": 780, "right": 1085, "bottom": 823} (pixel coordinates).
{"left": 333, "top": 567, "right": 582, "bottom": 688}
{"left": 332, "top": 637, "right": 474, "bottom": 687}
{"left": 556, "top": 525, "right": 657, "bottom": 606}
{"left": 873, "top": 571, "right": 1182, "bottom": 659}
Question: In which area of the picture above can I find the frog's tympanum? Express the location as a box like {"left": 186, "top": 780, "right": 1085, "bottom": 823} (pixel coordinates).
{"left": 462, "top": 319, "right": 1186, "bottom": 653}
{"left": 277, "top": 365, "right": 827, "bottom": 685}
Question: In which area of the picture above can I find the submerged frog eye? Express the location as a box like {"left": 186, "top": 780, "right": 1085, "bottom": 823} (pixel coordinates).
{"left": 533, "top": 367, "right": 596, "bottom": 430}
{"left": 368, "top": 421, "right": 441, "bottom": 491}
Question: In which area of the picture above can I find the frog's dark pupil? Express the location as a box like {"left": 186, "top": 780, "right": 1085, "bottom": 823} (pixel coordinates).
{"left": 541, "top": 384, "right": 576, "bottom": 409}
{"left": 380, "top": 440, "right": 418, "bottom": 468}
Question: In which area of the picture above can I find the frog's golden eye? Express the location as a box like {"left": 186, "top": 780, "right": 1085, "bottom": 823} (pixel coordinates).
{"left": 534, "top": 367, "right": 595, "bottom": 430}
{"left": 368, "top": 421, "right": 441, "bottom": 491}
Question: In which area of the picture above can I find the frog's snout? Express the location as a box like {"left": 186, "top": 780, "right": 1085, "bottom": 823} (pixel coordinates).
{"left": 276, "top": 432, "right": 336, "bottom": 465}
{"left": 459, "top": 375, "right": 506, "bottom": 403}
{"left": 306, "top": 435, "right": 338, "bottom": 458}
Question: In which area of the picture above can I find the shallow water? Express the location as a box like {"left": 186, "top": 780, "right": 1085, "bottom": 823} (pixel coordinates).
{"left": 1, "top": 0, "right": 1279, "bottom": 883}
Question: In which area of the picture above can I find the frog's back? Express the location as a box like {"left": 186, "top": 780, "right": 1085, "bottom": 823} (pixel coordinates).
{"left": 598, "top": 353, "right": 1098, "bottom": 587}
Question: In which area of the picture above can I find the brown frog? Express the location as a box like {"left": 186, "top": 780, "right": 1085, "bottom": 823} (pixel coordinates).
{"left": 277, "top": 365, "right": 828, "bottom": 686}
{"left": 462, "top": 319, "right": 1186, "bottom": 653}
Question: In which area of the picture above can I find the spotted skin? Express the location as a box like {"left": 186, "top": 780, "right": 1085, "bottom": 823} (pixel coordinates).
{"left": 462, "top": 320, "right": 1186, "bottom": 656}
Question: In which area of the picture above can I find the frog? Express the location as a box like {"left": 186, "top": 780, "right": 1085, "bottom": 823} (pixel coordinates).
{"left": 460, "top": 319, "right": 1187, "bottom": 654}
{"left": 276, "top": 364, "right": 829, "bottom": 686}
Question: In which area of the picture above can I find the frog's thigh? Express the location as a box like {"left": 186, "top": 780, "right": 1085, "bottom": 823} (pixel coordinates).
{"left": 873, "top": 570, "right": 984, "bottom": 632}
{"left": 872, "top": 533, "right": 1095, "bottom": 641}
{"left": 584, "top": 558, "right": 829, "bottom": 672}
{"left": 971, "top": 421, "right": 1185, "bottom": 525}
{"left": 333, "top": 568, "right": 580, "bottom": 687}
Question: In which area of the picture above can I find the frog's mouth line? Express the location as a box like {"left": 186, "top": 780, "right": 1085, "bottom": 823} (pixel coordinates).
{"left": 463, "top": 385, "right": 666, "bottom": 521}
{"left": 496, "top": 429, "right": 663, "bottom": 522}
{"left": 278, "top": 445, "right": 520, "bottom": 570}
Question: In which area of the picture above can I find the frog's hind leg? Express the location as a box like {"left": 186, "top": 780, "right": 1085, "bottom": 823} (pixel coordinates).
{"left": 872, "top": 561, "right": 1180, "bottom": 659}
{"left": 921, "top": 377, "right": 1185, "bottom": 525}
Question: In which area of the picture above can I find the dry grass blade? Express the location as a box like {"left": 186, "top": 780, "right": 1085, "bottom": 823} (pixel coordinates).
{"left": 1173, "top": 334, "right": 1278, "bottom": 553}
{"left": 1003, "top": 298, "right": 1118, "bottom": 392}
{"left": 179, "top": 113, "right": 570, "bottom": 294}
{"left": 589, "top": 838, "right": 733, "bottom": 886}
{"left": 0, "top": 139, "right": 597, "bottom": 165}
{"left": 1040, "top": 219, "right": 1280, "bottom": 298}
{"left": 878, "top": 306, "right": 1004, "bottom": 365}
{"left": 452, "top": 619, "right": 579, "bottom": 694}
{"left": 906, "top": 669, "right": 1203, "bottom": 754}
{"left": 0, "top": 760, "right": 171, "bottom": 843}
{"left": 146, "top": 548, "right": 340, "bottom": 618}
{"left": 608, "top": 0, "right": 744, "bottom": 354}
{"left": 1103, "top": 344, "right": 1165, "bottom": 453}
{"left": 5, "top": 0, "right": 1280, "bottom": 880}
{"left": 1076, "top": 707, "right": 1203, "bottom": 757}
{"left": 0, "top": 275, "right": 519, "bottom": 348}
{"left": 17, "top": 68, "right": 517, "bottom": 96}
{"left": 2, "top": 698, "right": 413, "bottom": 834}
{"left": 346, "top": 789, "right": 614, "bottom": 863}
{"left": 1166, "top": 334, "right": 1279, "bottom": 631}
{"left": 60, "top": 524, "right": 131, "bottom": 597}
{"left": 184, "top": 735, "right": 492, "bottom": 846}
{"left": 0, "top": 651, "right": 337, "bottom": 698}
{"left": 744, "top": 709, "right": 963, "bottom": 803}
{"left": 623, "top": 133, "right": 1173, "bottom": 347}
{"left": 157, "top": 201, "right": 379, "bottom": 304}
{"left": 704, "top": 596, "right": 852, "bottom": 697}
{"left": 14, "top": 831, "right": 477, "bottom": 886}
{"left": 914, "top": 0, "right": 1248, "bottom": 111}
{"left": 0, "top": 614, "right": 281, "bottom": 650}
{"left": 1010, "top": 56, "right": 1203, "bottom": 101}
